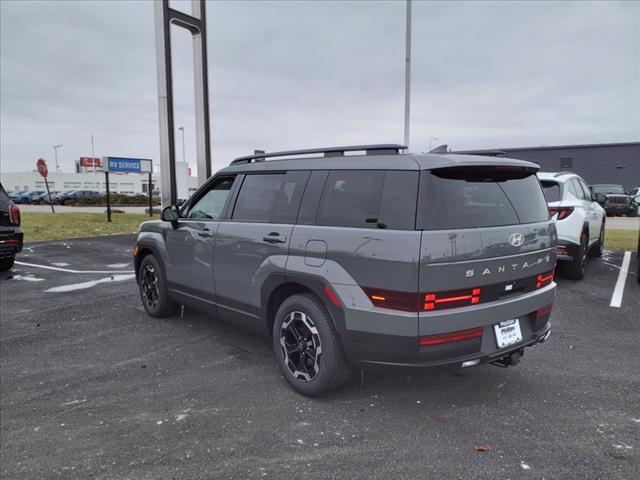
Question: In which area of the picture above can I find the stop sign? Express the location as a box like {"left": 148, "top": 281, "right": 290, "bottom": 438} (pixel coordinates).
{"left": 37, "top": 158, "right": 48, "bottom": 178}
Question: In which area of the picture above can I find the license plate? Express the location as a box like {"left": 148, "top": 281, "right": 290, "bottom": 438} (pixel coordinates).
{"left": 494, "top": 319, "right": 522, "bottom": 349}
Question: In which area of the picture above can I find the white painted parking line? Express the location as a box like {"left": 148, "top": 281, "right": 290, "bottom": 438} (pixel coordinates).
{"left": 610, "top": 251, "right": 631, "bottom": 308}
{"left": 15, "top": 261, "right": 134, "bottom": 275}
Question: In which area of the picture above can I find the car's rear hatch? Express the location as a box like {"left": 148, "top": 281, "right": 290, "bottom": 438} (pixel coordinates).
{"left": 417, "top": 163, "right": 557, "bottom": 336}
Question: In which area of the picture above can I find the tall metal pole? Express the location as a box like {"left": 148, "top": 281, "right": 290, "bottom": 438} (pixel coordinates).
{"left": 53, "top": 144, "right": 62, "bottom": 173}
{"left": 178, "top": 126, "right": 186, "bottom": 163}
{"left": 403, "top": 0, "right": 412, "bottom": 149}
{"left": 91, "top": 134, "right": 96, "bottom": 174}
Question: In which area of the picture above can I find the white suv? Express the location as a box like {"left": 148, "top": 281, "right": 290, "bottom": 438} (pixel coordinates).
{"left": 538, "top": 172, "right": 606, "bottom": 279}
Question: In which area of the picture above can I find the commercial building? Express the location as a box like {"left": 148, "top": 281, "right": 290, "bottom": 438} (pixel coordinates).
{"left": 453, "top": 142, "right": 640, "bottom": 190}
{"left": 1, "top": 161, "right": 198, "bottom": 199}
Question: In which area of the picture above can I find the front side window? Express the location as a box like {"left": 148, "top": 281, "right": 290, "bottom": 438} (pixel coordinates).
{"left": 187, "top": 176, "right": 235, "bottom": 220}
{"left": 232, "top": 171, "right": 308, "bottom": 224}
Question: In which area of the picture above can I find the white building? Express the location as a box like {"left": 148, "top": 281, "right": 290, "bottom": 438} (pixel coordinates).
{"left": 1, "top": 162, "right": 199, "bottom": 199}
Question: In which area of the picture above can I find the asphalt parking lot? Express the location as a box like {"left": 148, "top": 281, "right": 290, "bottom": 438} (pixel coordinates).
{"left": 1, "top": 235, "right": 639, "bottom": 480}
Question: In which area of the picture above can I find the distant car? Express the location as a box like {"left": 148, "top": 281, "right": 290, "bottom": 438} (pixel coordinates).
{"left": 590, "top": 184, "right": 636, "bottom": 217}
{"left": 539, "top": 172, "right": 606, "bottom": 279}
{"left": 31, "top": 191, "right": 59, "bottom": 204}
{"left": 9, "top": 191, "right": 26, "bottom": 202}
{"left": 13, "top": 190, "right": 45, "bottom": 204}
{"left": 0, "top": 183, "right": 23, "bottom": 271}
{"left": 55, "top": 190, "right": 103, "bottom": 205}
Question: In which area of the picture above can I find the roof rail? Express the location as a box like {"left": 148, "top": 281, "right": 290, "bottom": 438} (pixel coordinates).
{"left": 230, "top": 144, "right": 407, "bottom": 165}
{"left": 554, "top": 172, "right": 572, "bottom": 177}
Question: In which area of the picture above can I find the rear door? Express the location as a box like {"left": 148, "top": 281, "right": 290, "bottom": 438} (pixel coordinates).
{"left": 214, "top": 170, "right": 310, "bottom": 324}
{"left": 417, "top": 166, "right": 556, "bottom": 334}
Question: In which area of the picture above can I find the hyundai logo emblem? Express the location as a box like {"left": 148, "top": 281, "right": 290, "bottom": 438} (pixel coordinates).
{"left": 509, "top": 232, "right": 524, "bottom": 247}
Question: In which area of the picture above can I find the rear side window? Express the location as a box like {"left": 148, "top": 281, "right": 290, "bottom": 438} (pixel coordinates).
{"left": 316, "top": 170, "right": 417, "bottom": 230}
{"left": 417, "top": 167, "right": 549, "bottom": 230}
{"left": 540, "top": 180, "right": 562, "bottom": 202}
{"left": 232, "top": 171, "right": 308, "bottom": 224}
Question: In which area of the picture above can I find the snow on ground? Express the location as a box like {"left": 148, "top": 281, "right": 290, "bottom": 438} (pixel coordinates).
{"left": 45, "top": 274, "right": 135, "bottom": 293}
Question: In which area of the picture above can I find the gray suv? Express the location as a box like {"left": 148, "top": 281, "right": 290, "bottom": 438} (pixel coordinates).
{"left": 134, "top": 145, "right": 557, "bottom": 396}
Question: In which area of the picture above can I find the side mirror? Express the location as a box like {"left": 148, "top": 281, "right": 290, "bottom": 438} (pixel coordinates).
{"left": 161, "top": 205, "right": 179, "bottom": 222}
{"left": 595, "top": 193, "right": 607, "bottom": 204}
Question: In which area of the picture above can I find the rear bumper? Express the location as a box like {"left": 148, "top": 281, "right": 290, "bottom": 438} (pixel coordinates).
{"left": 0, "top": 230, "right": 23, "bottom": 258}
{"left": 556, "top": 240, "right": 580, "bottom": 261}
{"left": 337, "top": 283, "right": 555, "bottom": 372}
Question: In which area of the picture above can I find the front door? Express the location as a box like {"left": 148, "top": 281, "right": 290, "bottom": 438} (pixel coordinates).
{"left": 165, "top": 176, "right": 236, "bottom": 306}
{"left": 214, "top": 171, "right": 310, "bottom": 324}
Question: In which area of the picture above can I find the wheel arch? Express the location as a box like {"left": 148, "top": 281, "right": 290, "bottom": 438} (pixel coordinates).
{"left": 263, "top": 275, "right": 343, "bottom": 339}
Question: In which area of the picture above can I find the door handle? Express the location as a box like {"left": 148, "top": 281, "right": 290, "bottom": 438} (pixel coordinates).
{"left": 197, "top": 227, "right": 212, "bottom": 238}
{"left": 262, "top": 233, "right": 287, "bottom": 244}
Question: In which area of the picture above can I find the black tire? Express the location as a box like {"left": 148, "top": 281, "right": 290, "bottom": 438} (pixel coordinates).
{"left": 272, "top": 293, "right": 351, "bottom": 397}
{"left": 0, "top": 256, "right": 15, "bottom": 272}
{"left": 138, "top": 254, "right": 175, "bottom": 318}
{"left": 589, "top": 222, "right": 605, "bottom": 257}
{"left": 627, "top": 209, "right": 637, "bottom": 218}
{"left": 565, "top": 233, "right": 587, "bottom": 280}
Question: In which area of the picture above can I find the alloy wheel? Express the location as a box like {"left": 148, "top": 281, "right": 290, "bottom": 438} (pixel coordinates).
{"left": 280, "top": 311, "right": 322, "bottom": 382}
{"left": 141, "top": 264, "right": 159, "bottom": 309}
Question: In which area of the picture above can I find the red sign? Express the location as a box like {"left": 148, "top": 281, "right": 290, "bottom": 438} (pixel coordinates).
{"left": 79, "top": 157, "right": 101, "bottom": 167}
{"left": 37, "top": 158, "right": 48, "bottom": 178}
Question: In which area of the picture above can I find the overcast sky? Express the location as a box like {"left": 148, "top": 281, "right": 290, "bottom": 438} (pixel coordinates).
{"left": 1, "top": 0, "right": 638, "bottom": 175}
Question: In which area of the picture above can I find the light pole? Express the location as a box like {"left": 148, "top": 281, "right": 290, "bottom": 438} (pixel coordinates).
{"left": 178, "top": 126, "right": 186, "bottom": 164}
{"left": 403, "top": 0, "right": 412, "bottom": 149}
{"left": 429, "top": 137, "right": 438, "bottom": 151}
{"left": 52, "top": 144, "right": 62, "bottom": 173}
{"left": 178, "top": 126, "right": 188, "bottom": 199}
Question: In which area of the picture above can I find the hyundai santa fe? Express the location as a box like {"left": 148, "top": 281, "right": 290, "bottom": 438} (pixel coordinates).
{"left": 134, "top": 145, "right": 557, "bottom": 396}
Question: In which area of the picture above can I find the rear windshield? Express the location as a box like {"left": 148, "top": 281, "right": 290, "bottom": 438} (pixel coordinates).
{"left": 417, "top": 167, "right": 549, "bottom": 230}
{"left": 540, "top": 180, "right": 562, "bottom": 202}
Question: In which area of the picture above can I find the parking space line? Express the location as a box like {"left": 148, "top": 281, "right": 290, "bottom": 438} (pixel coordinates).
{"left": 15, "top": 261, "right": 134, "bottom": 275}
{"left": 609, "top": 251, "right": 631, "bottom": 308}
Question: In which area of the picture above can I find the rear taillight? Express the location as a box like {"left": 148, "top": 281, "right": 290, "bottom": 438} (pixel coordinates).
{"left": 548, "top": 206, "right": 574, "bottom": 220}
{"left": 9, "top": 204, "right": 20, "bottom": 226}
{"left": 419, "top": 327, "right": 483, "bottom": 346}
{"left": 536, "top": 270, "right": 554, "bottom": 289}
{"left": 361, "top": 287, "right": 417, "bottom": 312}
{"left": 423, "top": 288, "right": 481, "bottom": 311}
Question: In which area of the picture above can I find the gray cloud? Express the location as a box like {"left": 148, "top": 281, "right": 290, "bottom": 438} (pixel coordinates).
{"left": 1, "top": 0, "right": 638, "bottom": 175}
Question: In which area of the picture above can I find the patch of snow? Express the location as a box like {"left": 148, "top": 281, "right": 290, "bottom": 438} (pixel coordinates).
{"left": 106, "top": 263, "right": 130, "bottom": 268}
{"left": 61, "top": 399, "right": 86, "bottom": 406}
{"left": 520, "top": 462, "right": 531, "bottom": 470}
{"left": 631, "top": 418, "right": 640, "bottom": 423}
{"left": 156, "top": 420, "right": 163, "bottom": 425}
{"left": 51, "top": 262, "right": 70, "bottom": 267}
{"left": 45, "top": 274, "right": 135, "bottom": 293}
{"left": 176, "top": 414, "right": 187, "bottom": 421}
{"left": 13, "top": 274, "right": 44, "bottom": 282}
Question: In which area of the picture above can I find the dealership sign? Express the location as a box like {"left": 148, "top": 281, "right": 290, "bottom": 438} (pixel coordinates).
{"left": 103, "top": 157, "right": 152, "bottom": 173}
{"left": 79, "top": 157, "right": 101, "bottom": 167}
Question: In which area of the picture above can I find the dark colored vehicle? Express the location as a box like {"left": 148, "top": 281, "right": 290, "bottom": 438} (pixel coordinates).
{"left": 0, "top": 183, "right": 23, "bottom": 271}
{"left": 13, "top": 190, "right": 45, "bottom": 204}
{"left": 55, "top": 190, "right": 103, "bottom": 205}
{"left": 590, "top": 184, "right": 637, "bottom": 217}
{"left": 32, "top": 191, "right": 59, "bottom": 204}
{"left": 134, "top": 145, "right": 557, "bottom": 396}
{"left": 9, "top": 191, "right": 26, "bottom": 202}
